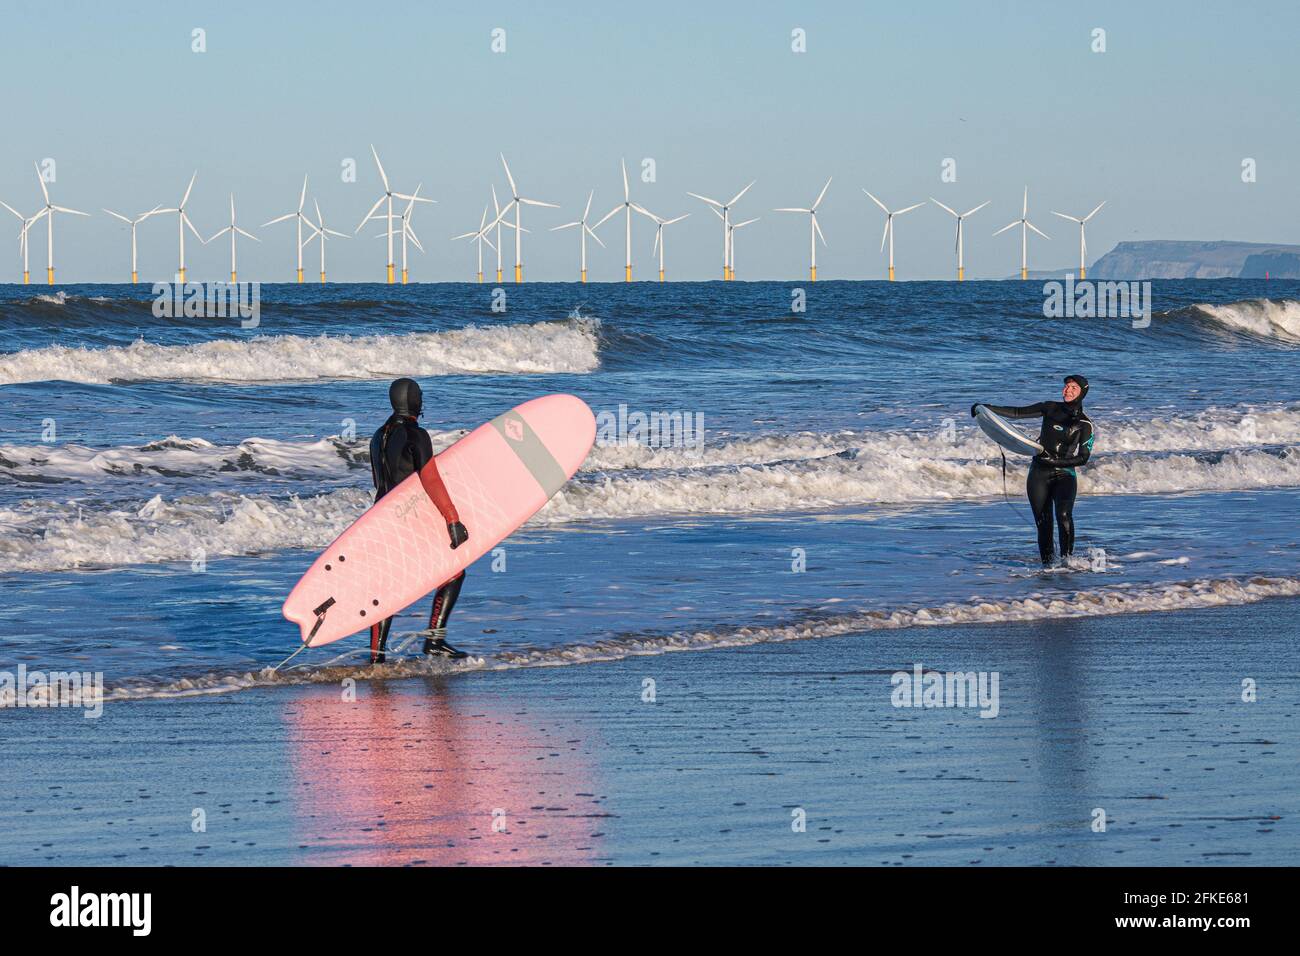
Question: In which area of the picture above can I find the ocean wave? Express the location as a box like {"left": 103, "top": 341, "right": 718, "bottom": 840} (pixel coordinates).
{"left": 4, "top": 405, "right": 1296, "bottom": 487}
{"left": 4, "top": 441, "right": 1299, "bottom": 573}
{"left": 56, "top": 573, "right": 1300, "bottom": 703}
{"left": 0, "top": 318, "right": 600, "bottom": 385}
{"left": 1191, "top": 298, "right": 1300, "bottom": 343}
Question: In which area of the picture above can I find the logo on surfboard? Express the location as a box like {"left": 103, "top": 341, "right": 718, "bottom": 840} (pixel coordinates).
{"left": 504, "top": 417, "right": 524, "bottom": 442}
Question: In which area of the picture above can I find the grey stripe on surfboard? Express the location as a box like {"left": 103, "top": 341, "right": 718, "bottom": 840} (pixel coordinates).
{"left": 489, "top": 409, "right": 569, "bottom": 497}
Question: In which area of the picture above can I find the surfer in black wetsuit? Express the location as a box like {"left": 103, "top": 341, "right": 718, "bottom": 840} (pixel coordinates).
{"left": 971, "top": 374, "right": 1095, "bottom": 566}
{"left": 368, "top": 377, "right": 471, "bottom": 663}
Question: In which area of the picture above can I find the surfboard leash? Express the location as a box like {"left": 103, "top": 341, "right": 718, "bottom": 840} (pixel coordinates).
{"left": 1000, "top": 449, "right": 1037, "bottom": 530}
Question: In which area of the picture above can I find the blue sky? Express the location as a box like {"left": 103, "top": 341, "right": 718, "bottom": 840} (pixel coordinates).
{"left": 1, "top": 0, "right": 1296, "bottom": 281}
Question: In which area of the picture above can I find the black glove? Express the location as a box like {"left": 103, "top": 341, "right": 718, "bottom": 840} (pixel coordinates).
{"left": 1037, "top": 456, "right": 1062, "bottom": 468}
{"left": 970, "top": 403, "right": 982, "bottom": 418}
{"left": 447, "top": 521, "right": 469, "bottom": 549}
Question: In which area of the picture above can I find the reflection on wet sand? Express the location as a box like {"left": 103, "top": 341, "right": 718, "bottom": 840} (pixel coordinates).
{"left": 282, "top": 676, "right": 610, "bottom": 865}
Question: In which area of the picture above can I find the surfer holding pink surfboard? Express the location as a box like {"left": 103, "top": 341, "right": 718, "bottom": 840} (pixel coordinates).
{"left": 368, "top": 378, "right": 471, "bottom": 662}
{"left": 282, "top": 386, "right": 597, "bottom": 656}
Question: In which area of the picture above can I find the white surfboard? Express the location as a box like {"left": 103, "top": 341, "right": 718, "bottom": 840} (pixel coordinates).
{"left": 974, "top": 404, "right": 1043, "bottom": 457}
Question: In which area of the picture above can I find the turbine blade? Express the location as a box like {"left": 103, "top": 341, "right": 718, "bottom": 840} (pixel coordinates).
{"left": 727, "top": 181, "right": 755, "bottom": 206}
{"left": 962, "top": 200, "right": 990, "bottom": 218}
{"left": 236, "top": 227, "right": 261, "bottom": 241}
{"left": 583, "top": 190, "right": 594, "bottom": 221}
{"left": 863, "top": 189, "right": 889, "bottom": 213}
{"left": 52, "top": 206, "right": 90, "bottom": 216}
{"left": 263, "top": 213, "right": 296, "bottom": 226}
{"left": 992, "top": 221, "right": 1019, "bottom": 236}
{"left": 930, "top": 198, "right": 958, "bottom": 217}
{"left": 371, "top": 145, "right": 389, "bottom": 192}
{"left": 181, "top": 171, "right": 197, "bottom": 209}
{"left": 298, "top": 175, "right": 308, "bottom": 211}
{"left": 593, "top": 206, "right": 621, "bottom": 228}
{"left": 519, "top": 198, "right": 558, "bottom": 208}
{"left": 687, "top": 192, "right": 723, "bottom": 208}
{"left": 355, "top": 196, "right": 386, "bottom": 233}
{"left": 813, "top": 216, "right": 826, "bottom": 246}
{"left": 895, "top": 202, "right": 925, "bottom": 216}
{"left": 499, "top": 154, "right": 517, "bottom": 197}
{"left": 587, "top": 226, "right": 605, "bottom": 248}
{"left": 34, "top": 163, "right": 50, "bottom": 204}
{"left": 621, "top": 158, "right": 629, "bottom": 200}
{"left": 103, "top": 209, "right": 132, "bottom": 224}
{"left": 1026, "top": 221, "right": 1050, "bottom": 240}
{"left": 812, "top": 177, "right": 832, "bottom": 209}
{"left": 551, "top": 222, "right": 580, "bottom": 231}
{"left": 880, "top": 217, "right": 890, "bottom": 252}
{"left": 1085, "top": 200, "right": 1106, "bottom": 221}
{"left": 1052, "top": 212, "right": 1081, "bottom": 222}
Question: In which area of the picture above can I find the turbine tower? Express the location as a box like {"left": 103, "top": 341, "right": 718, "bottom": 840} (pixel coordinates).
{"left": 356, "top": 146, "right": 430, "bottom": 284}
{"left": 551, "top": 191, "right": 605, "bottom": 283}
{"left": 930, "top": 197, "right": 990, "bottom": 281}
{"left": 863, "top": 190, "right": 924, "bottom": 281}
{"left": 263, "top": 176, "right": 319, "bottom": 283}
{"left": 774, "top": 177, "right": 831, "bottom": 281}
{"left": 104, "top": 206, "right": 162, "bottom": 283}
{"left": 1, "top": 200, "right": 47, "bottom": 284}
{"left": 594, "top": 160, "right": 651, "bottom": 282}
{"left": 452, "top": 204, "right": 497, "bottom": 284}
{"left": 32, "top": 163, "right": 89, "bottom": 285}
{"left": 993, "top": 187, "right": 1049, "bottom": 280}
{"left": 645, "top": 210, "right": 689, "bottom": 282}
{"left": 717, "top": 214, "right": 759, "bottom": 280}
{"left": 204, "top": 195, "right": 258, "bottom": 283}
{"left": 155, "top": 172, "right": 202, "bottom": 283}
{"left": 304, "top": 199, "right": 347, "bottom": 283}
{"left": 688, "top": 180, "right": 755, "bottom": 280}
{"left": 1051, "top": 202, "right": 1106, "bottom": 280}
{"left": 494, "top": 154, "right": 557, "bottom": 283}
{"left": 380, "top": 184, "right": 428, "bottom": 284}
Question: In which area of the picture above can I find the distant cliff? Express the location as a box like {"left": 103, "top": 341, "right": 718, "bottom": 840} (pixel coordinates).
{"left": 1088, "top": 240, "right": 1300, "bottom": 279}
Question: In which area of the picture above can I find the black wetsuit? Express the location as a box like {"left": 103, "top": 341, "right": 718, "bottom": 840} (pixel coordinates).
{"left": 981, "top": 401, "right": 1095, "bottom": 564}
{"left": 367, "top": 414, "right": 466, "bottom": 661}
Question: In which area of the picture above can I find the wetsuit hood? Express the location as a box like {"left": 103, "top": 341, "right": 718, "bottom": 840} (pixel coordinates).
{"left": 389, "top": 377, "right": 423, "bottom": 418}
{"left": 1063, "top": 374, "right": 1089, "bottom": 412}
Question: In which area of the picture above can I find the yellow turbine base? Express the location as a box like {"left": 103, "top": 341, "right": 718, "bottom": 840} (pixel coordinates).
{"left": 888, "top": 266, "right": 895, "bottom": 282}
{"left": 231, "top": 271, "right": 237, "bottom": 284}
{"left": 957, "top": 267, "right": 964, "bottom": 282}
{"left": 514, "top": 264, "right": 522, "bottom": 283}
{"left": 477, "top": 272, "right": 483, "bottom": 284}
{"left": 401, "top": 269, "right": 408, "bottom": 285}
{"left": 810, "top": 266, "right": 817, "bottom": 282}
{"left": 496, "top": 269, "right": 502, "bottom": 283}
{"left": 1021, "top": 267, "right": 1028, "bottom": 281}
{"left": 580, "top": 269, "right": 587, "bottom": 284}
{"left": 132, "top": 271, "right": 139, "bottom": 284}
{"left": 179, "top": 268, "right": 186, "bottom": 284}
{"left": 624, "top": 265, "right": 631, "bottom": 282}
{"left": 22, "top": 271, "right": 29, "bottom": 285}
{"left": 659, "top": 269, "right": 665, "bottom": 283}
{"left": 386, "top": 264, "right": 394, "bottom": 284}
{"left": 320, "top": 272, "right": 326, "bottom": 284}
{"left": 296, "top": 268, "right": 304, "bottom": 284}
{"left": 47, "top": 267, "right": 54, "bottom": 285}
{"left": 1080, "top": 267, "right": 1087, "bottom": 280}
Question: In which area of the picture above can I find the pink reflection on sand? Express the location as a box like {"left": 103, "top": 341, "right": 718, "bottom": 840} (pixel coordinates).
{"left": 282, "top": 678, "right": 609, "bottom": 865}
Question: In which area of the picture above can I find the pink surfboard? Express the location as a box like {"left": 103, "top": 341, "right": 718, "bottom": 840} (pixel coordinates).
{"left": 283, "top": 394, "right": 596, "bottom": 647}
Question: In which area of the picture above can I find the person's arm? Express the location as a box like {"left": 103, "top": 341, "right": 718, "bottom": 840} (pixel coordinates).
{"left": 972, "top": 401, "right": 1050, "bottom": 419}
{"left": 410, "top": 426, "right": 469, "bottom": 548}
{"left": 1039, "top": 421, "right": 1095, "bottom": 468}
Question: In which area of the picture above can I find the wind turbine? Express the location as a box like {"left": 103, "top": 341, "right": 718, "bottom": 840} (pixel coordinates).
{"left": 32, "top": 163, "right": 90, "bottom": 285}
{"left": 1, "top": 200, "right": 46, "bottom": 284}
{"left": 374, "top": 185, "right": 427, "bottom": 284}
{"left": 452, "top": 204, "right": 497, "bottom": 283}
{"left": 304, "top": 199, "right": 347, "bottom": 283}
{"left": 688, "top": 180, "right": 755, "bottom": 280}
{"left": 155, "top": 172, "right": 203, "bottom": 283}
{"left": 551, "top": 191, "right": 605, "bottom": 283}
{"left": 263, "top": 176, "right": 319, "bottom": 283}
{"left": 774, "top": 177, "right": 831, "bottom": 281}
{"left": 993, "top": 187, "right": 1049, "bottom": 280}
{"left": 103, "top": 206, "right": 163, "bottom": 283}
{"left": 645, "top": 210, "right": 689, "bottom": 282}
{"left": 863, "top": 190, "right": 924, "bottom": 281}
{"left": 593, "top": 160, "right": 652, "bottom": 282}
{"left": 494, "top": 154, "right": 557, "bottom": 283}
{"left": 355, "top": 146, "right": 431, "bottom": 283}
{"left": 203, "top": 195, "right": 258, "bottom": 283}
{"left": 1052, "top": 201, "right": 1105, "bottom": 279}
{"left": 930, "top": 197, "right": 990, "bottom": 281}
{"left": 717, "top": 214, "right": 759, "bottom": 280}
